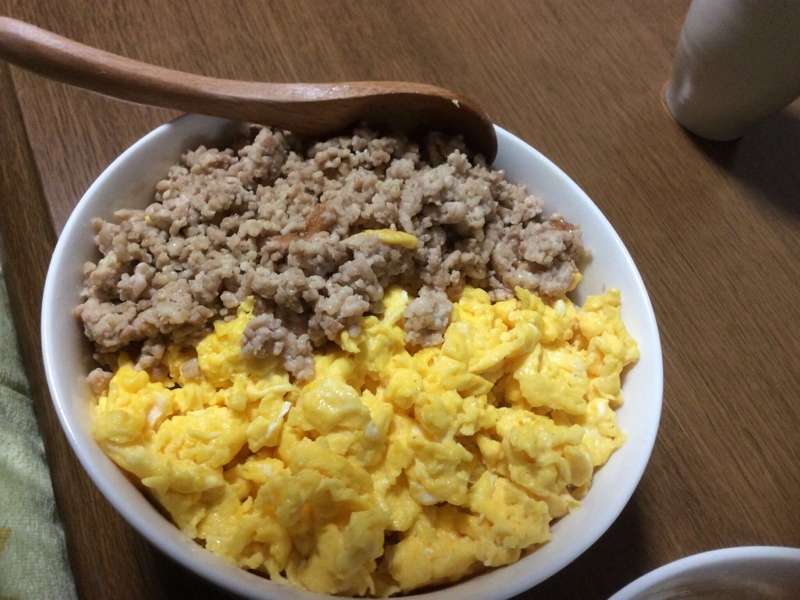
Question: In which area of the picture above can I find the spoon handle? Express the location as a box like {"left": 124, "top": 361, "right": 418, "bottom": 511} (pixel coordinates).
{"left": 0, "top": 17, "right": 324, "bottom": 121}
{"left": 0, "top": 16, "right": 497, "bottom": 159}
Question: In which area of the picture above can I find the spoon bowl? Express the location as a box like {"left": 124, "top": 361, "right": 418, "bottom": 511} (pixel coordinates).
{"left": 0, "top": 16, "right": 498, "bottom": 161}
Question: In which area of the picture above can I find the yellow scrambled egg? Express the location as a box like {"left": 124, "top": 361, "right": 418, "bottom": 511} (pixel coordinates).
{"left": 93, "top": 285, "right": 638, "bottom": 596}
{"left": 351, "top": 229, "right": 420, "bottom": 249}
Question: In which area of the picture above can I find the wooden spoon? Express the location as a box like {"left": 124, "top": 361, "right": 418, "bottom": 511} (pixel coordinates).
{"left": 0, "top": 16, "right": 497, "bottom": 162}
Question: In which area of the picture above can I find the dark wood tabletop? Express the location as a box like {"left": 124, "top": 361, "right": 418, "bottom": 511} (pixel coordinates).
{"left": 1, "top": 1, "right": 798, "bottom": 599}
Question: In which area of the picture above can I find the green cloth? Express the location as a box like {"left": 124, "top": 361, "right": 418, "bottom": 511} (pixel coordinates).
{"left": 0, "top": 266, "right": 78, "bottom": 600}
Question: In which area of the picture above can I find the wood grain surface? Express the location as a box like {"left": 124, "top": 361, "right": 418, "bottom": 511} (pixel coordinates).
{"left": 0, "top": 1, "right": 798, "bottom": 599}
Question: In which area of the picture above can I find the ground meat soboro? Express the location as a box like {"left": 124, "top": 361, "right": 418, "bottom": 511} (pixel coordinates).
{"left": 75, "top": 126, "right": 585, "bottom": 380}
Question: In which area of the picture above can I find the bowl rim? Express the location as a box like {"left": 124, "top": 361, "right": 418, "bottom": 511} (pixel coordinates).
{"left": 41, "top": 114, "right": 663, "bottom": 600}
{"left": 608, "top": 546, "right": 800, "bottom": 599}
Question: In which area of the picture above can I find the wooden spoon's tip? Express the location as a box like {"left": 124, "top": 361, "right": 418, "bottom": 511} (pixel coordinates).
{"left": 339, "top": 80, "right": 492, "bottom": 113}
{"left": 326, "top": 80, "right": 498, "bottom": 162}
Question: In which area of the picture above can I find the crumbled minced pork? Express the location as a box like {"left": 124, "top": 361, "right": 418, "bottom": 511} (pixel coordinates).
{"left": 76, "top": 126, "right": 584, "bottom": 380}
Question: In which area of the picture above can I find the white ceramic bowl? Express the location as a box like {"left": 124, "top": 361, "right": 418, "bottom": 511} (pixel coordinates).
{"left": 609, "top": 547, "right": 800, "bottom": 599}
{"left": 41, "top": 114, "right": 663, "bottom": 600}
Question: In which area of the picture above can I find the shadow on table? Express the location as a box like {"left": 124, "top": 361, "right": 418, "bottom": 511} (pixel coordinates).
{"left": 150, "top": 548, "right": 238, "bottom": 599}
{"left": 688, "top": 109, "right": 800, "bottom": 217}
{"left": 521, "top": 492, "right": 649, "bottom": 600}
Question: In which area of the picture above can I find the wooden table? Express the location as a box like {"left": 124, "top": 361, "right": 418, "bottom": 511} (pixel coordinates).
{"left": 1, "top": 1, "right": 798, "bottom": 598}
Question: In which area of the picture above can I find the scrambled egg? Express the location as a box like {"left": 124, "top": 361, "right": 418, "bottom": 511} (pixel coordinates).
{"left": 93, "top": 285, "right": 638, "bottom": 596}
{"left": 351, "top": 229, "right": 419, "bottom": 249}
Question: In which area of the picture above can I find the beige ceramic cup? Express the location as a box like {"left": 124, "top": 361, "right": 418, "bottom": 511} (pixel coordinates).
{"left": 666, "top": 0, "right": 800, "bottom": 141}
